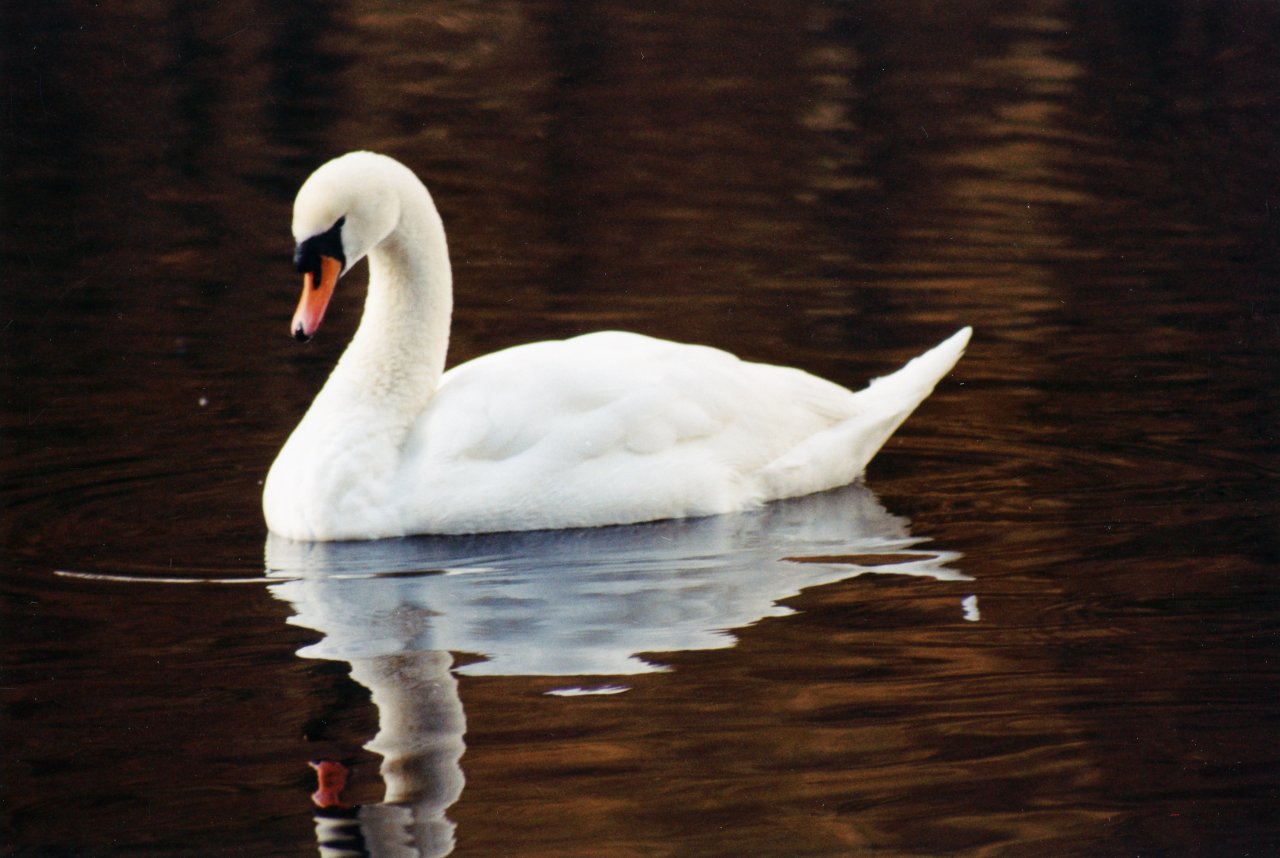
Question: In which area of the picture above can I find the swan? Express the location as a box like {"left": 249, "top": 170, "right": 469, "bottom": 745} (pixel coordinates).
{"left": 263, "top": 151, "right": 971, "bottom": 541}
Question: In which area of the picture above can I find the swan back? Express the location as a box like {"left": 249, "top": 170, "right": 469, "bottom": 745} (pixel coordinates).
{"left": 394, "top": 332, "right": 864, "bottom": 533}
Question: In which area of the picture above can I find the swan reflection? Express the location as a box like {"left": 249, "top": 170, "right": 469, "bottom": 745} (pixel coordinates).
{"left": 264, "top": 484, "right": 966, "bottom": 857}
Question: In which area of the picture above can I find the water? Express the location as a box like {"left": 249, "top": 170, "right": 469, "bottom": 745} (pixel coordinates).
{"left": 3, "top": 1, "right": 1277, "bottom": 855}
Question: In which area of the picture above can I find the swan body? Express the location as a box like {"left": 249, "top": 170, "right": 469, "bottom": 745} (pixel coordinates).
{"left": 264, "top": 152, "right": 970, "bottom": 541}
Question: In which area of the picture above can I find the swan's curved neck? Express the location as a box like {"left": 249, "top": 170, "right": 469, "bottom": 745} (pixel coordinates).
{"left": 331, "top": 183, "right": 452, "bottom": 421}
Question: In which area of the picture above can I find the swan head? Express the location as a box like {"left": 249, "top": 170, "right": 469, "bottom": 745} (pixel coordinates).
{"left": 289, "top": 152, "right": 406, "bottom": 341}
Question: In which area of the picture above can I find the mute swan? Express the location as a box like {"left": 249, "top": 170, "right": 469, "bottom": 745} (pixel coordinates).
{"left": 263, "top": 151, "right": 970, "bottom": 541}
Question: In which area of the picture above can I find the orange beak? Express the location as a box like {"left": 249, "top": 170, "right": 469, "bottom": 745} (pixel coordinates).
{"left": 292, "top": 255, "right": 342, "bottom": 341}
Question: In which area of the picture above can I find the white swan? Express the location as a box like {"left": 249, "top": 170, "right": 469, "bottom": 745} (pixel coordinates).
{"left": 263, "top": 151, "right": 970, "bottom": 541}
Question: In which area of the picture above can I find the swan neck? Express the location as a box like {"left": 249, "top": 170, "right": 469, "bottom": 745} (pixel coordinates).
{"left": 341, "top": 185, "right": 452, "bottom": 408}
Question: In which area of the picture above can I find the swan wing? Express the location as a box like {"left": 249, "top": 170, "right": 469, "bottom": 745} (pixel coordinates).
{"left": 396, "top": 331, "right": 860, "bottom": 532}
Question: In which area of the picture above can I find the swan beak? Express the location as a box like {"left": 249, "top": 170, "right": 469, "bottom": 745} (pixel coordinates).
{"left": 291, "top": 254, "right": 342, "bottom": 342}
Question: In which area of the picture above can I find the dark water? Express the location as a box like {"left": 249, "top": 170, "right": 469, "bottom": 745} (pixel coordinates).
{"left": 3, "top": 1, "right": 1278, "bottom": 855}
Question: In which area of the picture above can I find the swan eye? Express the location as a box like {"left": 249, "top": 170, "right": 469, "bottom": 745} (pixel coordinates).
{"left": 294, "top": 216, "right": 347, "bottom": 281}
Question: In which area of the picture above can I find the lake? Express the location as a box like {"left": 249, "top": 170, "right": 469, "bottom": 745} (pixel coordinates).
{"left": 2, "top": 1, "right": 1277, "bottom": 855}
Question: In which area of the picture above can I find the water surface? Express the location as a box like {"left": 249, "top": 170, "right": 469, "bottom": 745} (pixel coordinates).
{"left": 3, "top": 1, "right": 1278, "bottom": 855}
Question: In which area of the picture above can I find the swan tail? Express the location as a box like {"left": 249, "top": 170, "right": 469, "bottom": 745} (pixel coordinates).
{"left": 857, "top": 326, "right": 972, "bottom": 413}
{"left": 758, "top": 327, "right": 971, "bottom": 499}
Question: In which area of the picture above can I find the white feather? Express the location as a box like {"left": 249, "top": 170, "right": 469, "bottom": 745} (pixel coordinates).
{"left": 263, "top": 152, "right": 970, "bottom": 540}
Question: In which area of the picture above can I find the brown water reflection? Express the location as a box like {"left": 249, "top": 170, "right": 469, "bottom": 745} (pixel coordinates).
{"left": 3, "top": 1, "right": 1278, "bottom": 855}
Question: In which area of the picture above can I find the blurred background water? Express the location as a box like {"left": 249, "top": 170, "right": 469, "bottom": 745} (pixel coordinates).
{"left": 2, "top": 1, "right": 1277, "bottom": 855}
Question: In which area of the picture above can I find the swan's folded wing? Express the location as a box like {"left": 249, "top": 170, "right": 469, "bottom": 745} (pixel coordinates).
{"left": 415, "top": 331, "right": 853, "bottom": 469}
